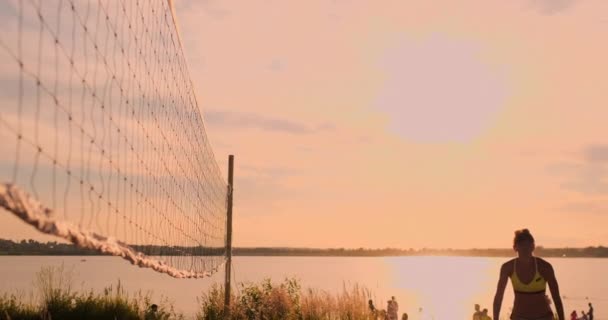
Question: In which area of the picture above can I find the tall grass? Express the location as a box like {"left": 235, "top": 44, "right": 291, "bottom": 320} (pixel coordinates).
{"left": 197, "top": 278, "right": 377, "bottom": 320}
{"left": 0, "top": 265, "right": 182, "bottom": 320}
{"left": 0, "top": 293, "right": 39, "bottom": 320}
{"left": 2, "top": 268, "right": 383, "bottom": 319}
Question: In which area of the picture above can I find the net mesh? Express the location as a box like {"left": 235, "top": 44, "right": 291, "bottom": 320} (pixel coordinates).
{"left": 0, "top": 0, "right": 227, "bottom": 278}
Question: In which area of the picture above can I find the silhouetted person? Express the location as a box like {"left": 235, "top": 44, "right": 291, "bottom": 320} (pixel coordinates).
{"left": 493, "top": 229, "right": 565, "bottom": 320}
{"left": 369, "top": 299, "right": 377, "bottom": 318}
{"left": 581, "top": 310, "right": 589, "bottom": 320}
{"left": 387, "top": 296, "right": 399, "bottom": 320}
{"left": 588, "top": 303, "right": 594, "bottom": 320}
{"left": 401, "top": 312, "right": 408, "bottom": 320}
{"left": 145, "top": 304, "right": 159, "bottom": 320}
{"left": 473, "top": 304, "right": 483, "bottom": 320}
{"left": 571, "top": 310, "right": 578, "bottom": 320}
{"left": 481, "top": 308, "right": 492, "bottom": 320}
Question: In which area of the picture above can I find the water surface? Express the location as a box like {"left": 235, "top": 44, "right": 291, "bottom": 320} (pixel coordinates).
{"left": 0, "top": 256, "right": 606, "bottom": 319}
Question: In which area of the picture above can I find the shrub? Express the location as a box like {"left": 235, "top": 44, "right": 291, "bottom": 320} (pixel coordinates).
{"left": 197, "top": 278, "right": 374, "bottom": 320}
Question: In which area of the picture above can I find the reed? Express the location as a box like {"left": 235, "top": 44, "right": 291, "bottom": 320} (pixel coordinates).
{"left": 197, "top": 278, "right": 376, "bottom": 320}
{"left": 0, "top": 265, "right": 182, "bottom": 320}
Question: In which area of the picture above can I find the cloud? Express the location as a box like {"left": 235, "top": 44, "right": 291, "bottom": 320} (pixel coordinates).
{"left": 374, "top": 34, "right": 508, "bottom": 142}
{"left": 267, "top": 59, "right": 285, "bottom": 72}
{"left": 549, "top": 145, "right": 608, "bottom": 195}
{"left": 557, "top": 201, "right": 608, "bottom": 215}
{"left": 204, "top": 110, "right": 333, "bottom": 135}
{"left": 174, "top": 0, "right": 231, "bottom": 20}
{"left": 240, "top": 164, "right": 302, "bottom": 179}
{"left": 561, "top": 166, "right": 608, "bottom": 195}
{"left": 585, "top": 146, "right": 608, "bottom": 163}
{"left": 233, "top": 165, "right": 303, "bottom": 216}
{"left": 527, "top": 0, "right": 578, "bottom": 15}
{"left": 0, "top": 2, "right": 17, "bottom": 29}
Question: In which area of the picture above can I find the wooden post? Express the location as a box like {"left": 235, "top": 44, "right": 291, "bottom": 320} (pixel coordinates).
{"left": 224, "top": 155, "right": 234, "bottom": 318}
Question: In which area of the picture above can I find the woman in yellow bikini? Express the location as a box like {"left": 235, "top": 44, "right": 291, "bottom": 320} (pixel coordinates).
{"left": 493, "top": 229, "right": 565, "bottom": 320}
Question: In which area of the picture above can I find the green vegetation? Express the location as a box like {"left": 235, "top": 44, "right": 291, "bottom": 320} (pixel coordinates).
{"left": 2, "top": 238, "right": 608, "bottom": 257}
{"left": 0, "top": 266, "right": 379, "bottom": 320}
{"left": 198, "top": 279, "right": 374, "bottom": 320}
{"left": 0, "top": 265, "right": 182, "bottom": 320}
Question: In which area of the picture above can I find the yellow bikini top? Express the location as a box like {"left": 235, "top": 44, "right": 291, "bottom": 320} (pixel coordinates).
{"left": 510, "top": 257, "right": 547, "bottom": 294}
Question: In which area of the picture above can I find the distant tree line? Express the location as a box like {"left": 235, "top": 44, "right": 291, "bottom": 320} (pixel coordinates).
{"left": 0, "top": 239, "right": 101, "bottom": 255}
{"left": 1, "top": 238, "right": 607, "bottom": 257}
{"left": 0, "top": 239, "right": 225, "bottom": 256}
{"left": 233, "top": 246, "right": 608, "bottom": 257}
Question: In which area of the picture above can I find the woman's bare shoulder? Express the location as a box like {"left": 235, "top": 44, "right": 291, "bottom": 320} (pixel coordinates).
{"left": 501, "top": 258, "right": 515, "bottom": 273}
{"left": 536, "top": 257, "right": 555, "bottom": 273}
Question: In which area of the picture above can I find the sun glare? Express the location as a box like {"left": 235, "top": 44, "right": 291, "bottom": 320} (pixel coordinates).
{"left": 388, "top": 256, "right": 502, "bottom": 319}
{"left": 375, "top": 34, "right": 508, "bottom": 143}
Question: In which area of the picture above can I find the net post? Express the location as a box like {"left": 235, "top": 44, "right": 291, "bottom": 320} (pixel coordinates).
{"left": 224, "top": 155, "right": 235, "bottom": 318}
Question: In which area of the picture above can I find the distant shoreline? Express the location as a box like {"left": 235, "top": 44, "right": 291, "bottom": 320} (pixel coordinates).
{"left": 1, "top": 238, "right": 607, "bottom": 257}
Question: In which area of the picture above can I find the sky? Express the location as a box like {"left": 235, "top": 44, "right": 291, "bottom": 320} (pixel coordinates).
{"left": 1, "top": 0, "right": 608, "bottom": 249}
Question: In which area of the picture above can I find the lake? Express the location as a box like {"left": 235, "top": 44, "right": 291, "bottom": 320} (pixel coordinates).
{"left": 0, "top": 256, "right": 606, "bottom": 319}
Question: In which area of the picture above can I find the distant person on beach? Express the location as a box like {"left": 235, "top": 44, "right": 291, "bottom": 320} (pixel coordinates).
{"left": 588, "top": 303, "right": 594, "bottom": 320}
{"left": 145, "top": 304, "right": 158, "bottom": 320}
{"left": 369, "top": 299, "right": 376, "bottom": 312}
{"left": 473, "top": 304, "right": 483, "bottom": 320}
{"left": 401, "top": 313, "right": 408, "bottom": 320}
{"left": 571, "top": 310, "right": 578, "bottom": 320}
{"left": 387, "top": 296, "right": 399, "bottom": 320}
{"left": 493, "top": 229, "right": 565, "bottom": 320}
{"left": 369, "top": 299, "right": 377, "bottom": 318}
{"left": 481, "top": 308, "right": 492, "bottom": 320}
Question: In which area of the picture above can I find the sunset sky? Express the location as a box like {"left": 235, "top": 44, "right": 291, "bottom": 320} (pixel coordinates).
{"left": 2, "top": 0, "right": 608, "bottom": 249}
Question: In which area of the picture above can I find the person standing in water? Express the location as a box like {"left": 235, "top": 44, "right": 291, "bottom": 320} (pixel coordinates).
{"left": 368, "top": 299, "right": 376, "bottom": 313}
{"left": 473, "top": 304, "right": 483, "bottom": 320}
{"left": 493, "top": 229, "right": 565, "bottom": 320}
{"left": 481, "top": 308, "right": 492, "bottom": 320}
{"left": 387, "top": 296, "right": 399, "bottom": 320}
{"left": 587, "top": 303, "right": 594, "bottom": 320}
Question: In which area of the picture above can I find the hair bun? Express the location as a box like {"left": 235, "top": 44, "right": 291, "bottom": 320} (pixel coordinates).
{"left": 513, "top": 228, "right": 535, "bottom": 245}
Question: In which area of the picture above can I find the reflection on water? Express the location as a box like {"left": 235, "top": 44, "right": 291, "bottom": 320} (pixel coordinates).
{"left": 0, "top": 256, "right": 607, "bottom": 319}
{"left": 388, "top": 256, "right": 500, "bottom": 319}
